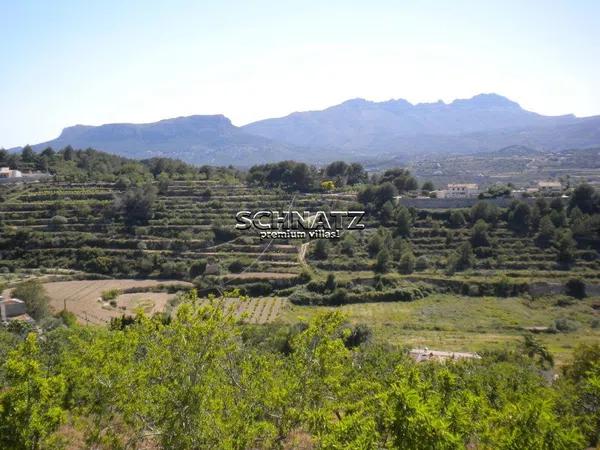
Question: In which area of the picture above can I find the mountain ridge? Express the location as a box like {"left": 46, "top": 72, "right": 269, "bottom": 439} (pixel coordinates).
{"left": 12, "top": 93, "right": 600, "bottom": 166}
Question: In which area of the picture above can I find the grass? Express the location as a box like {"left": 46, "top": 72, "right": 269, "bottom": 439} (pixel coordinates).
{"left": 280, "top": 293, "right": 600, "bottom": 365}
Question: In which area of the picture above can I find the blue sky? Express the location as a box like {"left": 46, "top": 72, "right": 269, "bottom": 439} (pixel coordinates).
{"left": 1, "top": 0, "right": 599, "bottom": 148}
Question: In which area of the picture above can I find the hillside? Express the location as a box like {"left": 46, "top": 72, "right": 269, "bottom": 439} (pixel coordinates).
{"left": 29, "top": 115, "right": 307, "bottom": 167}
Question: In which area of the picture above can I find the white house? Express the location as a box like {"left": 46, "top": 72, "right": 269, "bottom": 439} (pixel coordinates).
{"left": 537, "top": 181, "right": 562, "bottom": 194}
{"left": 443, "top": 183, "right": 479, "bottom": 199}
{"left": 0, "top": 167, "right": 23, "bottom": 178}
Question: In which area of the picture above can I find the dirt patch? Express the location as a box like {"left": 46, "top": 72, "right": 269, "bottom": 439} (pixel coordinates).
{"left": 43, "top": 279, "right": 191, "bottom": 325}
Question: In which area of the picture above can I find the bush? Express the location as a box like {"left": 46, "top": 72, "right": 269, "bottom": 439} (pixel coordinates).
{"left": 344, "top": 324, "right": 372, "bottom": 348}
{"left": 415, "top": 256, "right": 429, "bottom": 271}
{"left": 565, "top": 278, "right": 586, "bottom": 299}
{"left": 228, "top": 260, "right": 246, "bottom": 274}
{"left": 554, "top": 318, "right": 580, "bottom": 333}
{"left": 101, "top": 289, "right": 120, "bottom": 301}
{"left": 189, "top": 260, "right": 207, "bottom": 278}
{"left": 398, "top": 251, "right": 415, "bottom": 274}
{"left": 12, "top": 280, "right": 50, "bottom": 321}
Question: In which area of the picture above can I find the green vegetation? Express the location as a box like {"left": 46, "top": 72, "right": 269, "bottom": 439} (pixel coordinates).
{"left": 0, "top": 290, "right": 598, "bottom": 449}
{"left": 1, "top": 148, "right": 600, "bottom": 448}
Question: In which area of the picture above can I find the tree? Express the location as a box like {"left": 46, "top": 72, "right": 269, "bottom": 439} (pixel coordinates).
{"left": 470, "top": 219, "right": 491, "bottom": 247}
{"left": 21, "top": 145, "right": 36, "bottom": 163}
{"left": 396, "top": 207, "right": 412, "bottom": 237}
{"left": 556, "top": 230, "right": 576, "bottom": 265}
{"left": 340, "top": 234, "right": 356, "bottom": 257}
{"left": 346, "top": 163, "right": 367, "bottom": 185}
{"left": 380, "top": 201, "right": 395, "bottom": 224}
{"left": 12, "top": 280, "right": 50, "bottom": 321}
{"left": 313, "top": 239, "right": 329, "bottom": 260}
{"left": 398, "top": 251, "right": 416, "bottom": 274}
{"left": 565, "top": 278, "right": 586, "bottom": 299}
{"left": 446, "top": 242, "right": 474, "bottom": 274}
{"left": 570, "top": 183, "right": 598, "bottom": 214}
{"left": 0, "top": 334, "right": 67, "bottom": 449}
{"left": 375, "top": 182, "right": 398, "bottom": 207}
{"left": 536, "top": 216, "right": 556, "bottom": 248}
{"left": 415, "top": 255, "right": 429, "bottom": 271}
{"left": 367, "top": 234, "right": 383, "bottom": 258}
{"left": 157, "top": 172, "right": 170, "bottom": 194}
{"left": 448, "top": 210, "right": 466, "bottom": 228}
{"left": 115, "top": 183, "right": 157, "bottom": 226}
{"left": 508, "top": 201, "right": 531, "bottom": 234}
{"left": 324, "top": 273, "right": 337, "bottom": 292}
{"left": 421, "top": 181, "right": 435, "bottom": 193}
{"left": 374, "top": 249, "right": 391, "bottom": 273}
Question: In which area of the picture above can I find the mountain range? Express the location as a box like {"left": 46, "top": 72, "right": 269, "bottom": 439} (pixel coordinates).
{"left": 19, "top": 94, "right": 600, "bottom": 166}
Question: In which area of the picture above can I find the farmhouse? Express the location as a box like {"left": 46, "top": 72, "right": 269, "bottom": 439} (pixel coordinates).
{"left": 409, "top": 348, "right": 481, "bottom": 363}
{"left": 0, "top": 167, "right": 23, "bottom": 178}
{"left": 436, "top": 183, "right": 480, "bottom": 199}
{"left": 537, "top": 180, "right": 562, "bottom": 194}
{"left": 0, "top": 296, "right": 33, "bottom": 323}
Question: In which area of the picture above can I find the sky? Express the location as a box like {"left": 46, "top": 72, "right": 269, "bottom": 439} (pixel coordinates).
{"left": 1, "top": 0, "right": 599, "bottom": 148}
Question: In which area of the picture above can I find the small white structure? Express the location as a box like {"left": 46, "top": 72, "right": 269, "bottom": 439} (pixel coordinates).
{"left": 0, "top": 297, "right": 33, "bottom": 323}
{"left": 537, "top": 181, "right": 562, "bottom": 194}
{"left": 0, "top": 167, "right": 23, "bottom": 178}
{"left": 442, "top": 183, "right": 479, "bottom": 199}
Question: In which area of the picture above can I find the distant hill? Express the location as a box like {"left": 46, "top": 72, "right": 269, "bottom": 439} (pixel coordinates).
{"left": 243, "top": 94, "right": 600, "bottom": 156}
{"left": 15, "top": 93, "right": 600, "bottom": 166}
{"left": 27, "top": 115, "right": 309, "bottom": 167}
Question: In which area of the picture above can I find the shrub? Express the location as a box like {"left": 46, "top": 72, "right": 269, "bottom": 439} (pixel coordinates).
{"left": 101, "top": 289, "right": 120, "bottom": 301}
{"left": 415, "top": 256, "right": 429, "bottom": 271}
{"left": 374, "top": 249, "right": 391, "bottom": 273}
{"left": 344, "top": 324, "right": 373, "bottom": 348}
{"left": 554, "top": 318, "right": 580, "bottom": 333}
{"left": 398, "top": 251, "right": 415, "bottom": 274}
{"left": 565, "top": 278, "right": 586, "bottom": 299}
{"left": 189, "top": 260, "right": 207, "bottom": 278}
{"left": 12, "top": 280, "right": 50, "bottom": 321}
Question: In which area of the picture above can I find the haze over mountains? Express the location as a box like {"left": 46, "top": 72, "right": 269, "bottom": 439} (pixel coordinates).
{"left": 21, "top": 94, "right": 600, "bottom": 166}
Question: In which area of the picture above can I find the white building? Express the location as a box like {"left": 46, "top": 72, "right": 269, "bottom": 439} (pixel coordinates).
{"left": 537, "top": 181, "right": 562, "bottom": 194}
{"left": 442, "top": 183, "right": 479, "bottom": 199}
{"left": 0, "top": 167, "right": 23, "bottom": 178}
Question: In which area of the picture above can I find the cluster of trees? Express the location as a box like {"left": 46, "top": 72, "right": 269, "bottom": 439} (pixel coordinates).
{"left": 247, "top": 160, "right": 369, "bottom": 191}
{"left": 0, "top": 290, "right": 598, "bottom": 449}
{"left": 0, "top": 146, "right": 241, "bottom": 184}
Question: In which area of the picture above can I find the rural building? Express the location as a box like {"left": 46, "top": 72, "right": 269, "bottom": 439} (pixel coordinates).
{"left": 0, "top": 167, "right": 23, "bottom": 178}
{"left": 409, "top": 348, "right": 481, "bottom": 363}
{"left": 0, "top": 296, "right": 33, "bottom": 323}
{"left": 537, "top": 180, "right": 562, "bottom": 194}
{"left": 437, "top": 183, "right": 480, "bottom": 199}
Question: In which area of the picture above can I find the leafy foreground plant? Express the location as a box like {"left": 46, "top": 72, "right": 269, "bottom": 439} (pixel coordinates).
{"left": 0, "top": 290, "right": 597, "bottom": 449}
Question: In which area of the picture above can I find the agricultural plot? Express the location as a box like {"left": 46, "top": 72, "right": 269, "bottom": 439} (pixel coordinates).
{"left": 218, "top": 297, "right": 286, "bottom": 324}
{"left": 43, "top": 279, "right": 191, "bottom": 324}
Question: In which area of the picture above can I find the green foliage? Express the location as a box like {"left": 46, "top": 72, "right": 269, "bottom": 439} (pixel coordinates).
{"left": 448, "top": 210, "right": 466, "bottom": 228}
{"left": 313, "top": 239, "right": 329, "bottom": 260}
{"left": 100, "top": 289, "right": 120, "bottom": 302}
{"left": 398, "top": 251, "right": 416, "bottom": 274}
{"left": 114, "top": 183, "right": 157, "bottom": 226}
{"left": 374, "top": 248, "right": 391, "bottom": 273}
{"left": 508, "top": 200, "right": 532, "bottom": 234}
{"left": 396, "top": 206, "right": 412, "bottom": 237}
{"left": 446, "top": 242, "right": 474, "bottom": 274}
{"left": 470, "top": 219, "right": 491, "bottom": 247}
{"left": 565, "top": 278, "right": 586, "bottom": 299}
{"left": 12, "top": 280, "right": 50, "bottom": 321}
